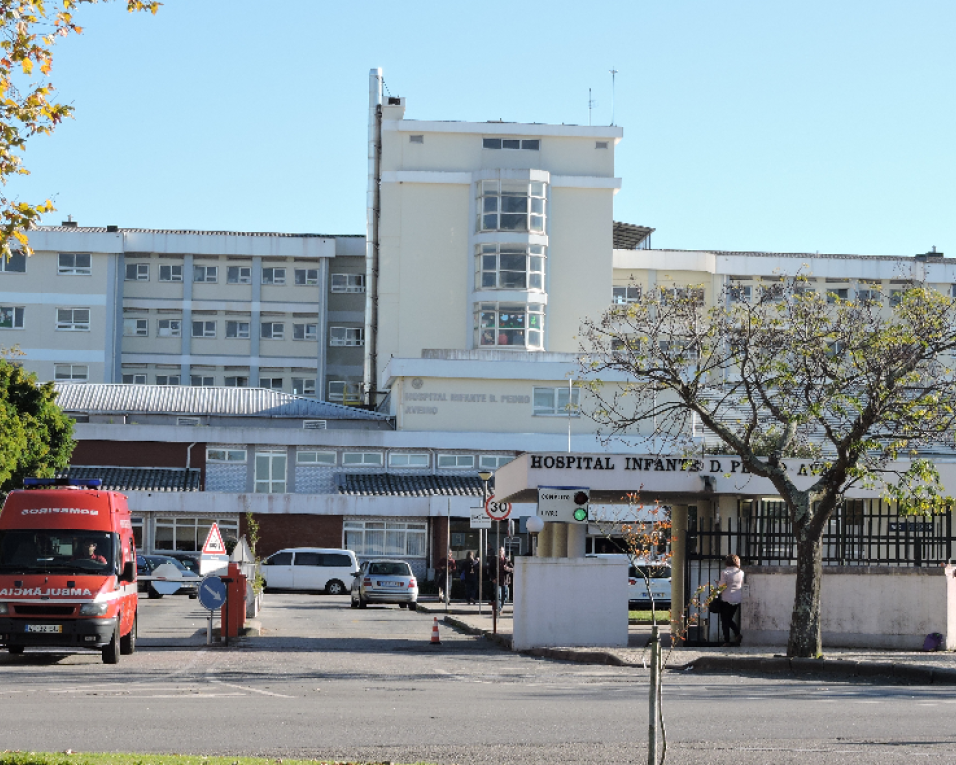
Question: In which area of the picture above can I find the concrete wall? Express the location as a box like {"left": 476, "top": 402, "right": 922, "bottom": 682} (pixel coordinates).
{"left": 743, "top": 565, "right": 956, "bottom": 650}
{"left": 512, "top": 557, "right": 628, "bottom": 650}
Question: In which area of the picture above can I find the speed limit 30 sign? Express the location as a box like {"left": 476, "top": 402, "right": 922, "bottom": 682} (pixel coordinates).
{"left": 484, "top": 495, "right": 512, "bottom": 521}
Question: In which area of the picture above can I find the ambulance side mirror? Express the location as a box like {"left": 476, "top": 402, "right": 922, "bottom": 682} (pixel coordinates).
{"left": 121, "top": 560, "right": 135, "bottom": 582}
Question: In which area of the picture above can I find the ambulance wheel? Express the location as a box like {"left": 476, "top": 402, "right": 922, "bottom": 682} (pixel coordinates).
{"left": 120, "top": 611, "right": 137, "bottom": 655}
{"left": 102, "top": 621, "right": 121, "bottom": 664}
{"left": 147, "top": 586, "right": 163, "bottom": 599}
{"left": 8, "top": 645, "right": 23, "bottom": 654}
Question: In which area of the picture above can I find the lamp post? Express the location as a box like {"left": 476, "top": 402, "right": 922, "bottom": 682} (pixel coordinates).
{"left": 526, "top": 514, "right": 544, "bottom": 557}
{"left": 478, "top": 470, "right": 493, "bottom": 619}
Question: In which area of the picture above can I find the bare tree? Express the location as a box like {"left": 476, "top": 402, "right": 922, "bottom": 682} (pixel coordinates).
{"left": 580, "top": 278, "right": 956, "bottom": 657}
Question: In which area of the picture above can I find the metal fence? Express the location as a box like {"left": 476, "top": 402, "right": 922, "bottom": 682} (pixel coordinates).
{"left": 682, "top": 499, "right": 956, "bottom": 644}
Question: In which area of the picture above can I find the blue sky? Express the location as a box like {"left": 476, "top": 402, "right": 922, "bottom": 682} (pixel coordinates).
{"left": 14, "top": 0, "right": 956, "bottom": 256}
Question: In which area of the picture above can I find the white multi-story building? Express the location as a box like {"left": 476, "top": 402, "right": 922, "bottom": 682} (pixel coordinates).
{"left": 8, "top": 226, "right": 367, "bottom": 403}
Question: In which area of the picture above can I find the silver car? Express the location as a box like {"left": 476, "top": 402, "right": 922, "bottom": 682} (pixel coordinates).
{"left": 350, "top": 559, "right": 419, "bottom": 609}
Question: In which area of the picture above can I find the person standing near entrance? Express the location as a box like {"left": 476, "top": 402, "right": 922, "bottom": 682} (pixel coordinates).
{"left": 489, "top": 547, "right": 513, "bottom": 614}
{"left": 436, "top": 549, "right": 456, "bottom": 603}
{"left": 718, "top": 554, "right": 744, "bottom": 646}
{"left": 460, "top": 551, "right": 480, "bottom": 605}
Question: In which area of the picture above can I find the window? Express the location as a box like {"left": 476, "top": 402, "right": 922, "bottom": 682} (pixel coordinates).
{"left": 156, "top": 375, "right": 181, "bottom": 386}
{"left": 56, "top": 307, "right": 90, "bottom": 331}
{"left": 224, "top": 376, "right": 249, "bottom": 387}
{"left": 226, "top": 320, "right": 250, "bottom": 339}
{"left": 227, "top": 266, "right": 252, "bottom": 284}
{"left": 827, "top": 288, "right": 849, "bottom": 304}
{"left": 438, "top": 454, "right": 475, "bottom": 469}
{"left": 328, "top": 380, "right": 361, "bottom": 403}
{"left": 255, "top": 450, "right": 287, "bottom": 494}
{"left": 54, "top": 364, "right": 88, "bottom": 382}
{"left": 477, "top": 180, "right": 546, "bottom": 233}
{"left": 344, "top": 520, "right": 427, "bottom": 557}
{"left": 595, "top": 141, "right": 609, "bottom": 149}
{"left": 295, "top": 268, "right": 319, "bottom": 285}
{"left": 342, "top": 452, "right": 383, "bottom": 467}
{"left": 475, "top": 244, "right": 545, "bottom": 291}
{"left": 479, "top": 455, "right": 513, "bottom": 471}
{"left": 192, "top": 320, "right": 216, "bottom": 338}
{"left": 730, "top": 284, "right": 752, "bottom": 302}
{"left": 158, "top": 319, "right": 182, "bottom": 337}
{"left": 297, "top": 450, "right": 335, "bottom": 465}
{"left": 123, "top": 318, "right": 148, "bottom": 337}
{"left": 0, "top": 252, "right": 26, "bottom": 272}
{"left": 259, "top": 377, "right": 283, "bottom": 390}
{"left": 125, "top": 263, "right": 149, "bottom": 281}
{"left": 409, "top": 134, "right": 424, "bottom": 144}
{"left": 331, "top": 273, "right": 366, "bottom": 293}
{"left": 293, "top": 323, "right": 317, "bottom": 341}
{"left": 482, "top": 138, "right": 540, "bottom": 151}
{"left": 0, "top": 306, "right": 24, "bottom": 329}
{"left": 159, "top": 264, "right": 183, "bottom": 282}
{"left": 292, "top": 377, "right": 316, "bottom": 396}
{"left": 890, "top": 290, "right": 903, "bottom": 307}
{"left": 475, "top": 302, "right": 544, "bottom": 349}
{"left": 190, "top": 375, "right": 214, "bottom": 386}
{"left": 533, "top": 385, "right": 580, "bottom": 416}
{"left": 177, "top": 416, "right": 201, "bottom": 426}
{"left": 207, "top": 448, "right": 246, "bottom": 462}
{"left": 389, "top": 453, "right": 429, "bottom": 468}
{"left": 262, "top": 267, "right": 286, "bottom": 285}
{"left": 303, "top": 419, "right": 326, "bottom": 430}
{"left": 856, "top": 288, "right": 881, "bottom": 303}
{"left": 58, "top": 253, "right": 91, "bottom": 275}
{"left": 193, "top": 265, "right": 218, "bottom": 283}
{"left": 261, "top": 322, "right": 285, "bottom": 340}
{"left": 154, "top": 516, "right": 238, "bottom": 553}
{"left": 329, "top": 326, "right": 364, "bottom": 346}
{"left": 612, "top": 286, "right": 641, "bottom": 304}
{"left": 122, "top": 373, "right": 146, "bottom": 384}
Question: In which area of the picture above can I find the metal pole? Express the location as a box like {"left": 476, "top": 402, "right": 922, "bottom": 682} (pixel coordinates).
{"left": 493, "top": 519, "right": 500, "bottom": 635}
{"left": 648, "top": 622, "right": 660, "bottom": 764}
{"left": 446, "top": 497, "right": 451, "bottom": 611}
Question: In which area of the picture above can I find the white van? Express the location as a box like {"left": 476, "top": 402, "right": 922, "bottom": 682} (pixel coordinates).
{"left": 260, "top": 547, "right": 359, "bottom": 595}
{"left": 586, "top": 553, "right": 672, "bottom": 610}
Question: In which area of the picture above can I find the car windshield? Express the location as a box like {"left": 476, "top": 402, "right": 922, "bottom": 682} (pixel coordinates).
{"left": 632, "top": 565, "right": 671, "bottom": 580}
{"left": 0, "top": 529, "right": 115, "bottom": 574}
{"left": 150, "top": 556, "right": 189, "bottom": 572}
{"left": 368, "top": 562, "right": 410, "bottom": 576}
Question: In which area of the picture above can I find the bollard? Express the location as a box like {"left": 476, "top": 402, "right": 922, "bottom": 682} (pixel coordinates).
{"left": 220, "top": 563, "right": 248, "bottom": 640}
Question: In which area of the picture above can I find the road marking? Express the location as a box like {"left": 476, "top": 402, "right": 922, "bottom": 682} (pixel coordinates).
{"left": 207, "top": 679, "right": 293, "bottom": 698}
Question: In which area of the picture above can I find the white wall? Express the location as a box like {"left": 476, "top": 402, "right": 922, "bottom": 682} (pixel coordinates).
{"left": 512, "top": 557, "right": 628, "bottom": 650}
{"left": 743, "top": 565, "right": 956, "bottom": 650}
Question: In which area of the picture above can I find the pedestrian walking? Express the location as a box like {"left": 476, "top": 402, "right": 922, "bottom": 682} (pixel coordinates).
{"left": 717, "top": 554, "right": 744, "bottom": 646}
{"left": 488, "top": 546, "right": 513, "bottom": 614}
{"left": 460, "top": 551, "right": 480, "bottom": 605}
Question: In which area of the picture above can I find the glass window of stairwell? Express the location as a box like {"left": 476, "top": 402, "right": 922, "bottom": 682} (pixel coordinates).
{"left": 477, "top": 180, "right": 546, "bottom": 233}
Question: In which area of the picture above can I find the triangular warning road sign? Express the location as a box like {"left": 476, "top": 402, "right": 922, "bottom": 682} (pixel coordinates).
{"left": 202, "top": 522, "right": 227, "bottom": 555}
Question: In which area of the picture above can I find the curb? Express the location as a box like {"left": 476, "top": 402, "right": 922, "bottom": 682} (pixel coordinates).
{"left": 683, "top": 655, "right": 956, "bottom": 684}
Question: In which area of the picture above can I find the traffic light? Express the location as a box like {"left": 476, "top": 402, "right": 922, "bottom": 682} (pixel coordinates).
{"left": 573, "top": 490, "right": 589, "bottom": 522}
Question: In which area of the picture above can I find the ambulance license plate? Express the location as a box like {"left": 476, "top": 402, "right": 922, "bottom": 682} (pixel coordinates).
{"left": 25, "top": 624, "right": 62, "bottom": 634}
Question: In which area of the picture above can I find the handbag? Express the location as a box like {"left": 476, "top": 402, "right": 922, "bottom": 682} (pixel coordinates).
{"left": 707, "top": 594, "right": 722, "bottom": 613}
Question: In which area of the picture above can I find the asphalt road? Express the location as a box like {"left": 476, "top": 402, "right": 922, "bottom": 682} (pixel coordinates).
{"left": 1, "top": 594, "right": 955, "bottom": 765}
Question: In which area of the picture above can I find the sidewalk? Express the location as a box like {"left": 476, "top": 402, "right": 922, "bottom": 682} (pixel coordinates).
{"left": 416, "top": 598, "right": 956, "bottom": 685}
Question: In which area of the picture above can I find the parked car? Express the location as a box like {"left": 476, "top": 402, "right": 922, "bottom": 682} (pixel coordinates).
{"left": 259, "top": 547, "right": 359, "bottom": 595}
{"left": 163, "top": 552, "right": 202, "bottom": 575}
{"left": 137, "top": 554, "right": 201, "bottom": 599}
{"left": 350, "top": 559, "right": 419, "bottom": 609}
{"left": 586, "top": 553, "right": 671, "bottom": 610}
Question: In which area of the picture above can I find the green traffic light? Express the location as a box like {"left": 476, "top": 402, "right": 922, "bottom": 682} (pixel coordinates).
{"left": 573, "top": 508, "right": 587, "bottom": 522}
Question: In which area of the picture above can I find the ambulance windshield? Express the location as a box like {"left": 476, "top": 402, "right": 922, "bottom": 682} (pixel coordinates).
{"left": 0, "top": 530, "right": 114, "bottom": 574}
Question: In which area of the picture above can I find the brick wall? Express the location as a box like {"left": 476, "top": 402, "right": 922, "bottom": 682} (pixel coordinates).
{"left": 241, "top": 513, "right": 344, "bottom": 557}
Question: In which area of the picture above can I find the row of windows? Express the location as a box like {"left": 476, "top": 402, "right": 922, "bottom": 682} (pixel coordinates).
{"left": 126, "top": 263, "right": 365, "bottom": 292}
{"left": 123, "top": 318, "right": 320, "bottom": 342}
{"left": 344, "top": 520, "right": 427, "bottom": 558}
{"left": 208, "top": 447, "right": 513, "bottom": 471}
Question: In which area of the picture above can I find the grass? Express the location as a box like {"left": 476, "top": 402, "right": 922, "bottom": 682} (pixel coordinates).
{"left": 0, "top": 754, "right": 437, "bottom": 765}
{"left": 628, "top": 609, "right": 670, "bottom": 624}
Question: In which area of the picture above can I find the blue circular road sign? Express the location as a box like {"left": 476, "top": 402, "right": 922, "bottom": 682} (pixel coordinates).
{"left": 198, "top": 575, "right": 227, "bottom": 611}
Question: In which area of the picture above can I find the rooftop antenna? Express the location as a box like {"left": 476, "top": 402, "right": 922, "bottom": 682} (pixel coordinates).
{"left": 609, "top": 67, "right": 619, "bottom": 126}
{"left": 588, "top": 88, "right": 597, "bottom": 126}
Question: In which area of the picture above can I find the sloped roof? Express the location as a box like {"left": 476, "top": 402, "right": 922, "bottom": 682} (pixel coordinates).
{"left": 337, "top": 473, "right": 493, "bottom": 497}
{"left": 54, "top": 384, "right": 389, "bottom": 421}
{"left": 58, "top": 466, "right": 202, "bottom": 492}
{"left": 613, "top": 222, "right": 655, "bottom": 249}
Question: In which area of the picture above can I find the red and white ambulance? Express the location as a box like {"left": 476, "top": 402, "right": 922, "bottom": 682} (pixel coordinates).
{"left": 0, "top": 478, "right": 139, "bottom": 663}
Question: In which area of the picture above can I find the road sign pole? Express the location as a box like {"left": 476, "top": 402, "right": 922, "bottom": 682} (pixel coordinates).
{"left": 493, "top": 519, "right": 500, "bottom": 635}
{"left": 478, "top": 528, "right": 483, "bottom": 616}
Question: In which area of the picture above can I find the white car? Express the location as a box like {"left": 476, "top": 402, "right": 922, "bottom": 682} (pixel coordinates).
{"left": 587, "top": 553, "right": 671, "bottom": 610}
{"left": 260, "top": 547, "right": 359, "bottom": 595}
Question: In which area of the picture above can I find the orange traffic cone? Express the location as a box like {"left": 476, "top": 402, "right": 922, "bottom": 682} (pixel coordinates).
{"left": 430, "top": 617, "right": 441, "bottom": 645}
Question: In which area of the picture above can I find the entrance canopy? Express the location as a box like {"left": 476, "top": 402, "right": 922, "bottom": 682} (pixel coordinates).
{"left": 493, "top": 452, "right": 956, "bottom": 505}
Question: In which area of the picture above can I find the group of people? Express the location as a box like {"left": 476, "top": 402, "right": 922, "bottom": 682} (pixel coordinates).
{"left": 434, "top": 547, "right": 514, "bottom": 614}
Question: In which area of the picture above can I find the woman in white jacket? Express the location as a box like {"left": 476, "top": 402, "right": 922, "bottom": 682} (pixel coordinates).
{"left": 717, "top": 554, "right": 744, "bottom": 646}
